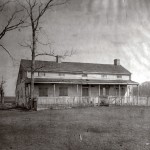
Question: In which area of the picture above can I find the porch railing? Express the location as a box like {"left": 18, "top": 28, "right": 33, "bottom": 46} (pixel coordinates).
{"left": 37, "top": 96, "right": 150, "bottom": 109}
{"left": 108, "top": 96, "right": 150, "bottom": 106}
{"left": 37, "top": 96, "right": 100, "bottom": 107}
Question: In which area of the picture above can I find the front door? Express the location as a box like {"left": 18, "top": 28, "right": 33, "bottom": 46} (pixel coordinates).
{"left": 82, "top": 86, "right": 89, "bottom": 104}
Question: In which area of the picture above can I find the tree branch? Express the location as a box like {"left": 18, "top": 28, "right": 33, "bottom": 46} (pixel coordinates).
{"left": 0, "top": 44, "right": 14, "bottom": 60}
{"left": 0, "top": 9, "right": 25, "bottom": 40}
{"left": 34, "top": 0, "right": 54, "bottom": 29}
{"left": 35, "top": 52, "right": 55, "bottom": 57}
{"left": 18, "top": 41, "right": 32, "bottom": 50}
{"left": 35, "top": 49, "right": 76, "bottom": 59}
{"left": 0, "top": 1, "right": 10, "bottom": 12}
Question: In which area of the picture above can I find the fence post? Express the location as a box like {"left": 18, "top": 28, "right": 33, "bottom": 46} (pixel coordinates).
{"left": 147, "top": 97, "right": 149, "bottom": 106}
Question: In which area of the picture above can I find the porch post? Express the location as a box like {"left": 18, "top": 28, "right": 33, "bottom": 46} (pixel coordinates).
{"left": 119, "top": 85, "right": 121, "bottom": 97}
{"left": 76, "top": 84, "right": 79, "bottom": 105}
{"left": 119, "top": 85, "right": 121, "bottom": 105}
{"left": 53, "top": 84, "right": 56, "bottom": 104}
{"left": 89, "top": 85, "right": 91, "bottom": 96}
{"left": 89, "top": 84, "right": 91, "bottom": 104}
{"left": 28, "top": 84, "right": 30, "bottom": 96}
{"left": 53, "top": 84, "right": 56, "bottom": 97}
{"left": 77, "top": 84, "right": 79, "bottom": 95}
{"left": 98, "top": 85, "right": 100, "bottom": 96}
{"left": 137, "top": 84, "right": 139, "bottom": 105}
{"left": 81, "top": 84, "right": 82, "bottom": 96}
{"left": 81, "top": 84, "right": 82, "bottom": 104}
{"left": 98, "top": 84, "right": 100, "bottom": 105}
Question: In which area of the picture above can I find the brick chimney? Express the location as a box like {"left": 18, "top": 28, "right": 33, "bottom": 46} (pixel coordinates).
{"left": 56, "top": 55, "right": 62, "bottom": 63}
{"left": 114, "top": 59, "right": 120, "bottom": 66}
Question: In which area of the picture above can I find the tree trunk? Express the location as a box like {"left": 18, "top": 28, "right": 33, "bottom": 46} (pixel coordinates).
{"left": 1, "top": 91, "right": 4, "bottom": 104}
{"left": 30, "top": 26, "right": 36, "bottom": 109}
{"left": 30, "top": 54, "right": 35, "bottom": 109}
{"left": 1, "top": 94, "right": 4, "bottom": 104}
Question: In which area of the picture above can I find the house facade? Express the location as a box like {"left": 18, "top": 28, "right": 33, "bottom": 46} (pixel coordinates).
{"left": 16, "top": 57, "right": 138, "bottom": 109}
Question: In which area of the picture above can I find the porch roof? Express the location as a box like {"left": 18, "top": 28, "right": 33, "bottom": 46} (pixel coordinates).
{"left": 26, "top": 78, "right": 138, "bottom": 85}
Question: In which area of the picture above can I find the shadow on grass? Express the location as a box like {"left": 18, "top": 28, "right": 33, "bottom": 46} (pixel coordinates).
{"left": 87, "top": 126, "right": 111, "bottom": 134}
{"left": 0, "top": 105, "right": 30, "bottom": 112}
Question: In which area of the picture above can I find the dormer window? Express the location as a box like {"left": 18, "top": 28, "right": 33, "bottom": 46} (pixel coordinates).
{"left": 38, "top": 72, "right": 45, "bottom": 77}
{"left": 102, "top": 75, "right": 107, "bottom": 78}
{"left": 82, "top": 74, "right": 87, "bottom": 77}
{"left": 117, "top": 75, "right": 122, "bottom": 79}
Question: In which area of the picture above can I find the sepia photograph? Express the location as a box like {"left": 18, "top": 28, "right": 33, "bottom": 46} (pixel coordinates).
{"left": 0, "top": 0, "right": 150, "bottom": 149}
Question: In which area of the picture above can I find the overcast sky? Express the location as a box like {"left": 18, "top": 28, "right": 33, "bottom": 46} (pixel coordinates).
{"left": 1, "top": 0, "right": 150, "bottom": 96}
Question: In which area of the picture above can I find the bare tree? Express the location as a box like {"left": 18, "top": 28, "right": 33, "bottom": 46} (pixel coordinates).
{"left": 0, "top": 77, "right": 6, "bottom": 104}
{"left": 17, "top": 0, "right": 75, "bottom": 109}
{"left": 0, "top": 0, "right": 26, "bottom": 59}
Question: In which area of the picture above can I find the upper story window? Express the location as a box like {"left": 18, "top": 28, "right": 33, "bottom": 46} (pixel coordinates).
{"left": 82, "top": 74, "right": 87, "bottom": 77}
{"left": 117, "top": 75, "right": 122, "bottom": 79}
{"left": 101, "top": 75, "right": 107, "bottom": 78}
{"left": 59, "top": 73, "right": 65, "bottom": 76}
{"left": 38, "top": 72, "right": 45, "bottom": 77}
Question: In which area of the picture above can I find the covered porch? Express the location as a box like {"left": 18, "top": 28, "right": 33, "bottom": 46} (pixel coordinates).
{"left": 25, "top": 78, "right": 138, "bottom": 109}
{"left": 37, "top": 96, "right": 141, "bottom": 109}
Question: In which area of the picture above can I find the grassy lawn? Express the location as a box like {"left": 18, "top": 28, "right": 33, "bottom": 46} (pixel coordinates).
{"left": 1, "top": 106, "right": 150, "bottom": 150}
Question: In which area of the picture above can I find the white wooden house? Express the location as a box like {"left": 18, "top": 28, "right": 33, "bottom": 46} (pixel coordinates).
{"left": 16, "top": 57, "right": 138, "bottom": 109}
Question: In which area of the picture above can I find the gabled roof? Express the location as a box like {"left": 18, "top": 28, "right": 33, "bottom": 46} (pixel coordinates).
{"left": 20, "top": 59, "right": 131, "bottom": 75}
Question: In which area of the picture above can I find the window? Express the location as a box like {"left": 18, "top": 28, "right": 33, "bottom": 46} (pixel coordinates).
{"left": 82, "top": 87, "right": 89, "bottom": 96}
{"left": 39, "top": 87, "right": 48, "bottom": 97}
{"left": 102, "top": 75, "right": 107, "bottom": 78}
{"left": 102, "top": 87, "right": 106, "bottom": 96}
{"left": 82, "top": 74, "right": 87, "bottom": 77}
{"left": 101, "top": 86, "right": 109, "bottom": 96}
{"left": 59, "top": 87, "right": 68, "bottom": 96}
{"left": 117, "top": 75, "right": 122, "bottom": 79}
{"left": 59, "top": 73, "right": 65, "bottom": 76}
{"left": 38, "top": 72, "right": 45, "bottom": 77}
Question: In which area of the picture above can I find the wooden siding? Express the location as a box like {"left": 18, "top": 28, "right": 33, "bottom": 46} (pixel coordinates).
{"left": 15, "top": 81, "right": 26, "bottom": 106}
{"left": 27, "top": 72, "right": 130, "bottom": 80}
